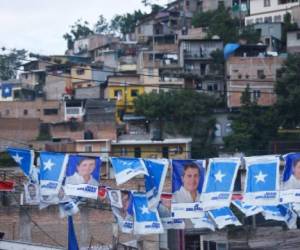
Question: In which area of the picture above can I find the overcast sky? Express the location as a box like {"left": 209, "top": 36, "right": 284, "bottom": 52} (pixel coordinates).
{"left": 0, "top": 0, "right": 169, "bottom": 55}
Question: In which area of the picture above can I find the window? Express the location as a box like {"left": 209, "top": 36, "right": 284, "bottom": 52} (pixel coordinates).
{"left": 131, "top": 89, "right": 139, "bottom": 97}
{"left": 278, "top": 0, "right": 298, "bottom": 4}
{"left": 148, "top": 68, "right": 153, "bottom": 78}
{"left": 225, "top": 123, "right": 232, "bottom": 134}
{"left": 84, "top": 145, "right": 92, "bottom": 152}
{"left": 276, "top": 69, "right": 282, "bottom": 79}
{"left": 252, "top": 90, "right": 261, "bottom": 101}
{"left": 121, "top": 147, "right": 128, "bottom": 156}
{"left": 186, "top": 0, "right": 190, "bottom": 8}
{"left": 264, "top": 0, "right": 270, "bottom": 6}
{"left": 134, "top": 147, "right": 141, "bottom": 158}
{"left": 162, "top": 146, "right": 169, "bottom": 158}
{"left": 43, "top": 108, "right": 58, "bottom": 115}
{"left": 297, "top": 33, "right": 300, "bottom": 40}
{"left": 215, "top": 124, "right": 222, "bottom": 137}
{"left": 255, "top": 18, "right": 263, "bottom": 23}
{"left": 257, "top": 70, "right": 265, "bottom": 79}
{"left": 265, "top": 38, "right": 270, "bottom": 46}
{"left": 218, "top": 0, "right": 224, "bottom": 8}
{"left": 114, "top": 90, "right": 122, "bottom": 99}
{"left": 76, "top": 68, "right": 85, "bottom": 75}
{"left": 213, "top": 83, "right": 218, "bottom": 91}
{"left": 23, "top": 109, "right": 28, "bottom": 116}
{"left": 274, "top": 15, "right": 282, "bottom": 22}
{"left": 264, "top": 16, "right": 272, "bottom": 23}
{"left": 197, "top": 0, "right": 203, "bottom": 11}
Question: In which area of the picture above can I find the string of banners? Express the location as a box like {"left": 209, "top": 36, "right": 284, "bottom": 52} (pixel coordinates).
{"left": 5, "top": 148, "right": 300, "bottom": 234}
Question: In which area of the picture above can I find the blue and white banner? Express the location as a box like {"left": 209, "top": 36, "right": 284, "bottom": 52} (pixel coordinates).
{"left": 243, "top": 156, "right": 280, "bottom": 206}
{"left": 190, "top": 212, "right": 215, "bottom": 231}
{"left": 1, "top": 83, "right": 12, "bottom": 98}
{"left": 231, "top": 200, "right": 263, "bottom": 217}
{"left": 172, "top": 160, "right": 205, "bottom": 218}
{"left": 132, "top": 193, "right": 163, "bottom": 235}
{"left": 144, "top": 159, "right": 168, "bottom": 209}
{"left": 262, "top": 204, "right": 297, "bottom": 229}
{"left": 280, "top": 153, "right": 300, "bottom": 203}
{"left": 40, "top": 152, "right": 69, "bottom": 196}
{"left": 110, "top": 157, "right": 148, "bottom": 185}
{"left": 7, "top": 147, "right": 35, "bottom": 179}
{"left": 208, "top": 207, "right": 241, "bottom": 229}
{"left": 65, "top": 155, "right": 101, "bottom": 199}
{"left": 109, "top": 190, "right": 134, "bottom": 233}
{"left": 201, "top": 158, "right": 240, "bottom": 210}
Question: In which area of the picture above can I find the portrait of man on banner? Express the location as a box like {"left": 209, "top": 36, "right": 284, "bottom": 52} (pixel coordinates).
{"left": 66, "top": 156, "right": 100, "bottom": 186}
{"left": 172, "top": 161, "right": 205, "bottom": 203}
{"left": 24, "top": 182, "right": 40, "bottom": 205}
{"left": 282, "top": 154, "right": 300, "bottom": 190}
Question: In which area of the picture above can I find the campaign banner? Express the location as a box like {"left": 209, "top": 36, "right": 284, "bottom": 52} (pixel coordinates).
{"left": 132, "top": 193, "right": 163, "bottom": 235}
{"left": 243, "top": 156, "right": 280, "bottom": 206}
{"left": 40, "top": 152, "right": 69, "bottom": 196}
{"left": 108, "top": 189, "right": 123, "bottom": 208}
{"left": 208, "top": 207, "right": 241, "bottom": 229}
{"left": 65, "top": 155, "right": 101, "bottom": 199}
{"left": 158, "top": 194, "right": 185, "bottom": 230}
{"left": 24, "top": 182, "right": 40, "bottom": 205}
{"left": 280, "top": 153, "right": 300, "bottom": 203}
{"left": 172, "top": 160, "right": 205, "bottom": 218}
{"left": 190, "top": 212, "right": 215, "bottom": 231}
{"left": 40, "top": 186, "right": 70, "bottom": 205}
{"left": 110, "top": 190, "right": 134, "bottom": 233}
{"left": 231, "top": 200, "right": 263, "bottom": 217}
{"left": 110, "top": 157, "right": 148, "bottom": 185}
{"left": 144, "top": 159, "right": 169, "bottom": 209}
{"left": 201, "top": 158, "right": 240, "bottom": 210}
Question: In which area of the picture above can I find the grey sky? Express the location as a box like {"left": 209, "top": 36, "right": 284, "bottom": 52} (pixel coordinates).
{"left": 0, "top": 0, "right": 169, "bottom": 55}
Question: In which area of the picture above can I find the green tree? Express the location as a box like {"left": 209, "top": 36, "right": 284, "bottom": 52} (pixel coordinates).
{"left": 63, "top": 19, "right": 94, "bottom": 49}
{"left": 0, "top": 49, "right": 27, "bottom": 80}
{"left": 282, "top": 13, "right": 298, "bottom": 50}
{"left": 94, "top": 15, "right": 110, "bottom": 34}
{"left": 134, "top": 90, "right": 218, "bottom": 158}
{"left": 239, "top": 26, "right": 261, "bottom": 44}
{"left": 224, "top": 86, "right": 279, "bottom": 155}
{"left": 192, "top": 6, "right": 240, "bottom": 44}
{"left": 275, "top": 54, "right": 300, "bottom": 129}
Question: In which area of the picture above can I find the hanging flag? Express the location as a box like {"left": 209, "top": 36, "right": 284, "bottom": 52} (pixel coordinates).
{"left": 40, "top": 152, "right": 69, "bottom": 196}
{"left": 172, "top": 160, "right": 205, "bottom": 219}
{"left": 68, "top": 216, "right": 79, "bottom": 250}
{"left": 224, "top": 43, "right": 240, "bottom": 60}
{"left": 208, "top": 207, "right": 241, "bottom": 229}
{"left": 158, "top": 194, "right": 185, "bottom": 230}
{"left": 262, "top": 204, "right": 297, "bottom": 229}
{"left": 190, "top": 212, "right": 215, "bottom": 231}
{"left": 132, "top": 193, "right": 163, "bottom": 235}
{"left": 65, "top": 155, "right": 101, "bottom": 199}
{"left": 243, "top": 156, "right": 280, "bottom": 206}
{"left": 1, "top": 83, "right": 12, "bottom": 98}
{"left": 24, "top": 182, "right": 40, "bottom": 205}
{"left": 110, "top": 157, "right": 148, "bottom": 185}
{"left": 7, "top": 147, "right": 35, "bottom": 179}
{"left": 144, "top": 159, "right": 169, "bottom": 209}
{"left": 201, "top": 158, "right": 240, "bottom": 210}
{"left": 281, "top": 153, "right": 300, "bottom": 203}
{"left": 232, "top": 200, "right": 263, "bottom": 217}
{"left": 59, "top": 198, "right": 81, "bottom": 218}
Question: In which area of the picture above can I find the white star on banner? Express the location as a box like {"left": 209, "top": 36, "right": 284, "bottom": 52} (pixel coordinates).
{"left": 4, "top": 87, "right": 10, "bottom": 94}
{"left": 214, "top": 170, "right": 226, "bottom": 182}
{"left": 140, "top": 205, "right": 150, "bottom": 214}
{"left": 43, "top": 159, "right": 55, "bottom": 171}
{"left": 12, "top": 153, "right": 23, "bottom": 164}
{"left": 254, "top": 171, "right": 267, "bottom": 183}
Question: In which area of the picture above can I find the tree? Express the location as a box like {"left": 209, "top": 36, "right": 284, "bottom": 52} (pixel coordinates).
{"left": 224, "top": 86, "right": 279, "bottom": 155}
{"left": 0, "top": 49, "right": 27, "bottom": 81}
{"left": 275, "top": 54, "right": 300, "bottom": 129}
{"left": 63, "top": 19, "right": 94, "bottom": 49}
{"left": 192, "top": 6, "right": 240, "bottom": 44}
{"left": 134, "top": 90, "right": 218, "bottom": 158}
{"left": 94, "top": 15, "right": 110, "bottom": 34}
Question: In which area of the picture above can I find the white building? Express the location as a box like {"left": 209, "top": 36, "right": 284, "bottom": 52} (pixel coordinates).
{"left": 245, "top": 0, "right": 300, "bottom": 25}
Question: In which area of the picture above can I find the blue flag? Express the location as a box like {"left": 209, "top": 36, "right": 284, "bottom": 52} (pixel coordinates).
{"left": 262, "top": 204, "right": 297, "bottom": 229}
{"left": 232, "top": 200, "right": 263, "bottom": 217}
{"left": 1, "top": 83, "right": 12, "bottom": 98}
{"left": 281, "top": 153, "right": 300, "bottom": 203}
{"left": 224, "top": 43, "right": 240, "bottom": 60}
{"left": 110, "top": 157, "right": 148, "bottom": 185}
{"left": 190, "top": 212, "right": 215, "bottom": 231}
{"left": 7, "top": 147, "right": 35, "bottom": 178}
{"left": 132, "top": 193, "right": 163, "bottom": 234}
{"left": 208, "top": 207, "right": 241, "bottom": 229}
{"left": 40, "top": 152, "right": 69, "bottom": 196}
{"left": 243, "top": 156, "right": 280, "bottom": 206}
{"left": 68, "top": 216, "right": 79, "bottom": 250}
{"left": 201, "top": 158, "right": 240, "bottom": 210}
{"left": 144, "top": 159, "right": 168, "bottom": 209}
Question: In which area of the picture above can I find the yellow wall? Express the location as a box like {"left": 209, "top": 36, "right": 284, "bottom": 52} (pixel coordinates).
{"left": 111, "top": 143, "right": 190, "bottom": 159}
{"left": 71, "top": 65, "right": 93, "bottom": 87}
